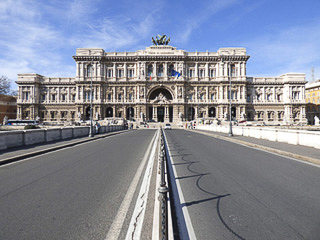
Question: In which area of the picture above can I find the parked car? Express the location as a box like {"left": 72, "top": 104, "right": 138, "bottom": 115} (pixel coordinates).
{"left": 164, "top": 123, "right": 172, "bottom": 130}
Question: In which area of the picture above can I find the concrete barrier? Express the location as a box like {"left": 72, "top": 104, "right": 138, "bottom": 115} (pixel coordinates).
{"left": 24, "top": 129, "right": 46, "bottom": 145}
{"left": 196, "top": 125, "right": 320, "bottom": 149}
{"left": 0, "top": 125, "right": 125, "bottom": 151}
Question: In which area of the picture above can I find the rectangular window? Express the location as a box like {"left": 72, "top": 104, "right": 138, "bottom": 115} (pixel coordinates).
{"left": 129, "top": 93, "right": 133, "bottom": 100}
{"left": 128, "top": 69, "right": 134, "bottom": 78}
{"left": 52, "top": 94, "right": 56, "bottom": 101}
{"left": 62, "top": 94, "right": 66, "bottom": 101}
{"left": 117, "top": 69, "right": 123, "bottom": 78}
{"left": 108, "top": 93, "right": 112, "bottom": 100}
{"left": 210, "top": 69, "right": 216, "bottom": 77}
{"left": 41, "top": 94, "right": 46, "bottom": 101}
{"left": 23, "top": 92, "right": 29, "bottom": 100}
{"left": 108, "top": 69, "right": 113, "bottom": 78}
{"left": 72, "top": 95, "right": 76, "bottom": 101}
{"left": 61, "top": 112, "right": 65, "bottom": 118}
{"left": 51, "top": 112, "right": 55, "bottom": 119}
{"left": 118, "top": 93, "right": 122, "bottom": 100}
{"left": 189, "top": 69, "right": 194, "bottom": 78}
{"left": 198, "top": 69, "right": 204, "bottom": 78}
{"left": 71, "top": 112, "right": 75, "bottom": 119}
{"left": 230, "top": 65, "right": 236, "bottom": 77}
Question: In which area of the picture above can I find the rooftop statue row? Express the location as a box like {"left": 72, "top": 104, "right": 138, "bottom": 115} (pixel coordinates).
{"left": 152, "top": 34, "right": 171, "bottom": 45}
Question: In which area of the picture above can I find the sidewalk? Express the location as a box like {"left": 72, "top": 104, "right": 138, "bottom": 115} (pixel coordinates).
{"left": 0, "top": 130, "right": 129, "bottom": 165}
{"left": 194, "top": 129, "right": 320, "bottom": 165}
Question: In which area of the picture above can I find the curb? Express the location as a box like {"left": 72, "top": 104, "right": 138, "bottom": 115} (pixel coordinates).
{"left": 0, "top": 130, "right": 129, "bottom": 166}
{"left": 192, "top": 130, "right": 320, "bottom": 166}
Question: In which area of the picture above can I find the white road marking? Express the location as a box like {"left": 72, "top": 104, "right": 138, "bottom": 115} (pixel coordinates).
{"left": 105, "top": 130, "right": 158, "bottom": 240}
{"left": 125, "top": 130, "right": 159, "bottom": 239}
{"left": 163, "top": 131, "right": 198, "bottom": 240}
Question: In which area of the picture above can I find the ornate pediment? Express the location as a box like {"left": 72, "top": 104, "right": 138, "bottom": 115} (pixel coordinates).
{"left": 150, "top": 92, "right": 171, "bottom": 104}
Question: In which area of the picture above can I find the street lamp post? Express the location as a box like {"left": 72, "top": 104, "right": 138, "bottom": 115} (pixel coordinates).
{"left": 228, "top": 58, "right": 233, "bottom": 137}
{"left": 197, "top": 92, "right": 200, "bottom": 122}
{"left": 89, "top": 60, "right": 94, "bottom": 137}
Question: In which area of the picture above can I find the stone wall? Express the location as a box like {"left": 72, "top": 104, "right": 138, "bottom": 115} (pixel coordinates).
{"left": 196, "top": 125, "right": 320, "bottom": 149}
{"left": 0, "top": 125, "right": 124, "bottom": 150}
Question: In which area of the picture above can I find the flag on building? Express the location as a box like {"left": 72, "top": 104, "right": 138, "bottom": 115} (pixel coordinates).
{"left": 171, "top": 69, "right": 181, "bottom": 79}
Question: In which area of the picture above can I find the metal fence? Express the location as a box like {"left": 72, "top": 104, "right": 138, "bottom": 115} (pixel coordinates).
{"left": 158, "top": 127, "right": 169, "bottom": 240}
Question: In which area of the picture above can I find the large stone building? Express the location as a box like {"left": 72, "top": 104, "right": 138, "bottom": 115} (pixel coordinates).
{"left": 16, "top": 44, "right": 307, "bottom": 125}
{"left": 306, "top": 80, "right": 320, "bottom": 124}
{"left": 0, "top": 94, "right": 17, "bottom": 124}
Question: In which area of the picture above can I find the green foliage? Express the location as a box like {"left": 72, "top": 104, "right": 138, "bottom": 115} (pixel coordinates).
{"left": 24, "top": 125, "right": 39, "bottom": 130}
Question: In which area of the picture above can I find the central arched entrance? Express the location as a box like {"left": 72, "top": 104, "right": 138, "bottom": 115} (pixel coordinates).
{"left": 147, "top": 87, "right": 173, "bottom": 122}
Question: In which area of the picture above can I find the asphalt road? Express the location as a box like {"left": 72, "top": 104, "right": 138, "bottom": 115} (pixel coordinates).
{"left": 0, "top": 129, "right": 156, "bottom": 240}
{"left": 164, "top": 129, "right": 320, "bottom": 240}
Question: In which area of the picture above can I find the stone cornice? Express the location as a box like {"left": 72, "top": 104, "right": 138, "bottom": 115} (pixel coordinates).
{"left": 73, "top": 55, "right": 250, "bottom": 63}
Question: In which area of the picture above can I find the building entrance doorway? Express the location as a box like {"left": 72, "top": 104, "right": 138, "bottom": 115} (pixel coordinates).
{"left": 85, "top": 106, "right": 91, "bottom": 120}
{"left": 157, "top": 107, "right": 164, "bottom": 122}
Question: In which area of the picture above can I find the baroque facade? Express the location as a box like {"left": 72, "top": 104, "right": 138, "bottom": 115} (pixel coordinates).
{"left": 16, "top": 45, "right": 307, "bottom": 124}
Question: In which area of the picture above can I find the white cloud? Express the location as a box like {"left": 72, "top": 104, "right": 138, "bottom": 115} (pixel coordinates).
{"left": 245, "top": 22, "right": 320, "bottom": 80}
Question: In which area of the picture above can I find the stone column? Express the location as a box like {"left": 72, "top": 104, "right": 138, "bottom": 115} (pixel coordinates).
{"left": 153, "top": 62, "right": 157, "bottom": 78}
{"left": 113, "top": 63, "right": 117, "bottom": 80}
{"left": 164, "top": 62, "right": 168, "bottom": 78}
{"left": 205, "top": 62, "right": 209, "bottom": 80}
{"left": 153, "top": 106, "right": 157, "bottom": 121}
{"left": 195, "top": 62, "right": 198, "bottom": 78}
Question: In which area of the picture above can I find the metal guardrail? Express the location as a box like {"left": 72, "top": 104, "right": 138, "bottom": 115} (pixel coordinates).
{"left": 158, "top": 127, "right": 169, "bottom": 240}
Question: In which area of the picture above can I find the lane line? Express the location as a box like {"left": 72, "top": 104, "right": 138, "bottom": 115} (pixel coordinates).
{"left": 125, "top": 130, "right": 159, "bottom": 239}
{"left": 163, "top": 130, "right": 197, "bottom": 240}
{"left": 105, "top": 130, "right": 158, "bottom": 240}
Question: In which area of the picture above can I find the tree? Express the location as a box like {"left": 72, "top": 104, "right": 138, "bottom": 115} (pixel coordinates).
{"left": 0, "top": 76, "right": 16, "bottom": 95}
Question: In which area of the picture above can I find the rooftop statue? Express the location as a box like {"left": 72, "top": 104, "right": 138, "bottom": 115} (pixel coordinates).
{"left": 152, "top": 34, "right": 170, "bottom": 45}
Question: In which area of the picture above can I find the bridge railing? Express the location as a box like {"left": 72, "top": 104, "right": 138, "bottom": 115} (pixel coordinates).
{"left": 158, "top": 127, "right": 169, "bottom": 240}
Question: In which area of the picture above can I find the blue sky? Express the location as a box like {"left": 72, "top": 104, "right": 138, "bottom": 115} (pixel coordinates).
{"left": 1, "top": 0, "right": 320, "bottom": 90}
